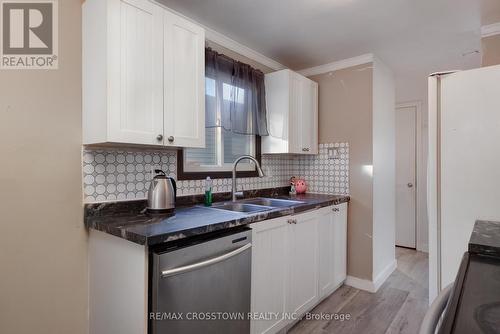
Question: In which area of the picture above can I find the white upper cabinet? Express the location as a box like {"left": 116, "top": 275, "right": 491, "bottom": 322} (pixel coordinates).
{"left": 83, "top": 0, "right": 205, "bottom": 148}
{"left": 262, "top": 69, "right": 318, "bottom": 154}
{"left": 163, "top": 11, "right": 205, "bottom": 148}
{"left": 298, "top": 78, "right": 318, "bottom": 154}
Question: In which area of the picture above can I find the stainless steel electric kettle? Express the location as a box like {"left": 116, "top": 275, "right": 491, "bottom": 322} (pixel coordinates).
{"left": 147, "top": 169, "right": 176, "bottom": 213}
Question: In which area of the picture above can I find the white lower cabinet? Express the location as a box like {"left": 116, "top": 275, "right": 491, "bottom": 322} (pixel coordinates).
{"left": 318, "top": 203, "right": 348, "bottom": 299}
{"left": 287, "top": 211, "right": 319, "bottom": 316}
{"left": 332, "top": 203, "right": 348, "bottom": 288}
{"left": 251, "top": 217, "right": 289, "bottom": 334}
{"left": 251, "top": 204, "right": 348, "bottom": 334}
{"left": 318, "top": 207, "right": 336, "bottom": 298}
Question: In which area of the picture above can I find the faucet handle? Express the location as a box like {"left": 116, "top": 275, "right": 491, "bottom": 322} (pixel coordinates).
{"left": 234, "top": 191, "right": 244, "bottom": 199}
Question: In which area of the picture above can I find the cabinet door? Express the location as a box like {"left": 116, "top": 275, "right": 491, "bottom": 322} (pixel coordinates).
{"left": 289, "top": 74, "right": 318, "bottom": 154}
{"left": 287, "top": 211, "right": 319, "bottom": 317}
{"left": 332, "top": 203, "right": 348, "bottom": 287}
{"left": 296, "top": 78, "right": 318, "bottom": 154}
{"left": 251, "top": 218, "right": 289, "bottom": 334}
{"left": 164, "top": 11, "right": 205, "bottom": 148}
{"left": 318, "top": 207, "right": 335, "bottom": 298}
{"left": 108, "top": 0, "right": 164, "bottom": 145}
{"left": 288, "top": 72, "right": 303, "bottom": 154}
{"left": 303, "top": 80, "right": 318, "bottom": 154}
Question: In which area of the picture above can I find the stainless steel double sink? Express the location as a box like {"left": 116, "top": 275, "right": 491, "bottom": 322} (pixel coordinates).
{"left": 210, "top": 197, "right": 304, "bottom": 213}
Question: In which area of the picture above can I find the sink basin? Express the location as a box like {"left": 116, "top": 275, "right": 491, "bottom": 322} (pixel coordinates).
{"left": 242, "top": 197, "right": 305, "bottom": 207}
{"left": 211, "top": 202, "right": 273, "bottom": 213}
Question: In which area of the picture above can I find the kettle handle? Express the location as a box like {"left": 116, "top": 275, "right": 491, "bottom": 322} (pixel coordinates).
{"left": 168, "top": 177, "right": 177, "bottom": 200}
{"left": 154, "top": 169, "right": 166, "bottom": 176}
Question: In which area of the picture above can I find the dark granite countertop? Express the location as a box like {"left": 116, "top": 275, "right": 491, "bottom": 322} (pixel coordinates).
{"left": 85, "top": 193, "right": 350, "bottom": 246}
{"left": 439, "top": 220, "right": 500, "bottom": 334}
{"left": 468, "top": 220, "right": 500, "bottom": 258}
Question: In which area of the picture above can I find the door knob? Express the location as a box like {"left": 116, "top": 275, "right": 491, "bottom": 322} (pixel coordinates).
{"left": 168, "top": 136, "right": 175, "bottom": 143}
{"left": 407, "top": 183, "right": 414, "bottom": 188}
{"left": 156, "top": 134, "right": 163, "bottom": 141}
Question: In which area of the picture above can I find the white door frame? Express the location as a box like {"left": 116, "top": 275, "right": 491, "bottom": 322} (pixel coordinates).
{"left": 396, "top": 101, "right": 424, "bottom": 251}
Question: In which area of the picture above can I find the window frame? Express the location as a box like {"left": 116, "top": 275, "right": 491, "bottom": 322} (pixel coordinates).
{"left": 177, "top": 136, "right": 262, "bottom": 180}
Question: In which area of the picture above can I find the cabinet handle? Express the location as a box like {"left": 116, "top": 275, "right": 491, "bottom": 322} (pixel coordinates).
{"left": 287, "top": 219, "right": 294, "bottom": 224}
{"left": 332, "top": 207, "right": 340, "bottom": 212}
{"left": 302, "top": 148, "right": 310, "bottom": 152}
{"left": 156, "top": 134, "right": 163, "bottom": 141}
{"left": 168, "top": 136, "right": 174, "bottom": 143}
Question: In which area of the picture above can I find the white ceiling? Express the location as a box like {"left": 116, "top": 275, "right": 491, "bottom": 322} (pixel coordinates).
{"left": 158, "top": 0, "right": 499, "bottom": 102}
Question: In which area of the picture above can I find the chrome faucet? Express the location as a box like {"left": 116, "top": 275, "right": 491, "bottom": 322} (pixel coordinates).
{"left": 232, "top": 155, "right": 265, "bottom": 201}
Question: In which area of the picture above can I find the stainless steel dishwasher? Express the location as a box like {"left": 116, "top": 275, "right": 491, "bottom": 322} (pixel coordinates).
{"left": 150, "top": 228, "right": 252, "bottom": 334}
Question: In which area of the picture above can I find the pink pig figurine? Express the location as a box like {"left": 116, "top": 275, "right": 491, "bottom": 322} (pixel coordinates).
{"left": 294, "top": 179, "right": 307, "bottom": 194}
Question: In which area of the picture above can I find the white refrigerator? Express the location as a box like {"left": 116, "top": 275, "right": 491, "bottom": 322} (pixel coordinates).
{"left": 428, "top": 64, "right": 500, "bottom": 302}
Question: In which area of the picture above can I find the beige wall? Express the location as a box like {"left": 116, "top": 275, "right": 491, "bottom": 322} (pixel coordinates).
{"left": 0, "top": 1, "right": 87, "bottom": 334}
{"left": 310, "top": 64, "right": 374, "bottom": 280}
{"left": 482, "top": 35, "right": 500, "bottom": 67}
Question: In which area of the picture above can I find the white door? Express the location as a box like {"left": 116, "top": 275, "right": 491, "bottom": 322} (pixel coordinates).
{"left": 287, "top": 211, "right": 319, "bottom": 316}
{"left": 163, "top": 11, "right": 205, "bottom": 148}
{"left": 251, "top": 218, "right": 289, "bottom": 334}
{"left": 395, "top": 105, "right": 417, "bottom": 248}
{"left": 108, "top": 0, "right": 164, "bottom": 145}
{"left": 318, "top": 207, "right": 335, "bottom": 298}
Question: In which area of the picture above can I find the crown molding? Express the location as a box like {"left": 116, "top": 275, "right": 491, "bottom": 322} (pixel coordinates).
{"left": 152, "top": 1, "right": 286, "bottom": 71}
{"left": 204, "top": 29, "right": 286, "bottom": 71}
{"left": 481, "top": 22, "right": 500, "bottom": 38}
{"left": 297, "top": 53, "right": 374, "bottom": 77}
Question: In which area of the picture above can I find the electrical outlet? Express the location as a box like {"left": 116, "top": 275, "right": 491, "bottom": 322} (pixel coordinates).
{"left": 328, "top": 148, "right": 340, "bottom": 160}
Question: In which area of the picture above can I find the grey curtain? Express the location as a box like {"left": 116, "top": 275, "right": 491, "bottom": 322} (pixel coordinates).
{"left": 205, "top": 48, "right": 269, "bottom": 136}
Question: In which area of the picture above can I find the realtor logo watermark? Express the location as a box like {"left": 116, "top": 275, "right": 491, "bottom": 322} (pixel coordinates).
{"left": 1, "top": 0, "right": 58, "bottom": 69}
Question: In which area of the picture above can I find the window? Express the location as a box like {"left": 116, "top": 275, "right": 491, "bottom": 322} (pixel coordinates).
{"left": 179, "top": 83, "right": 259, "bottom": 177}
{"left": 184, "top": 78, "right": 256, "bottom": 172}
{"left": 178, "top": 48, "right": 267, "bottom": 180}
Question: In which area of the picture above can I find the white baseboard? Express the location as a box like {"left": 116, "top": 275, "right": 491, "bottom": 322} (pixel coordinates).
{"left": 345, "top": 260, "right": 397, "bottom": 293}
{"left": 345, "top": 275, "right": 377, "bottom": 292}
{"left": 373, "top": 260, "right": 397, "bottom": 291}
{"left": 417, "top": 242, "right": 429, "bottom": 253}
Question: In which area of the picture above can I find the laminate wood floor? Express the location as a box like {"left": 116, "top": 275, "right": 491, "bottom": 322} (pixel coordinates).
{"left": 290, "top": 247, "right": 429, "bottom": 334}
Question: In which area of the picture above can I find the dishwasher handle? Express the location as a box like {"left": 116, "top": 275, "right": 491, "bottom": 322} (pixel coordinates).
{"left": 161, "top": 243, "right": 252, "bottom": 278}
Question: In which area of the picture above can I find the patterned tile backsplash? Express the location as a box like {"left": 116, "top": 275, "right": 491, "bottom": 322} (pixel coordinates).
{"left": 82, "top": 143, "right": 349, "bottom": 203}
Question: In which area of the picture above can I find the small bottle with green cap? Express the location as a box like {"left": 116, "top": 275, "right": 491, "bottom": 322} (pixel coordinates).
{"left": 204, "top": 176, "right": 213, "bottom": 206}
